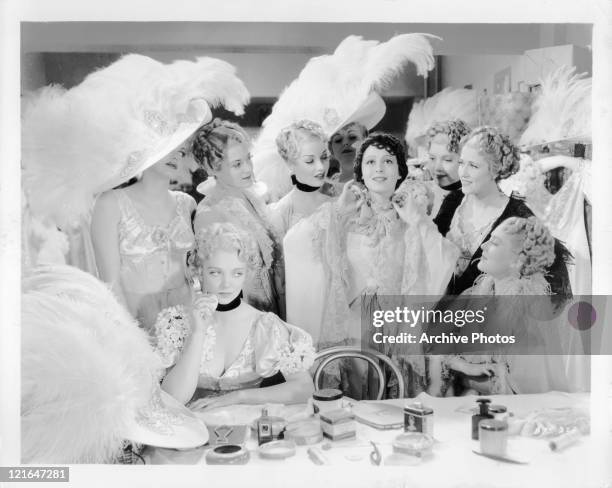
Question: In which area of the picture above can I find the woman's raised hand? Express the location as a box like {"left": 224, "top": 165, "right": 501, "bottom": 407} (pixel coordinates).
{"left": 190, "top": 291, "right": 218, "bottom": 332}
{"left": 337, "top": 179, "right": 366, "bottom": 214}
{"left": 392, "top": 189, "right": 425, "bottom": 225}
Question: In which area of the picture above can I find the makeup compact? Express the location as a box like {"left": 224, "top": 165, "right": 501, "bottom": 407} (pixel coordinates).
{"left": 284, "top": 419, "right": 323, "bottom": 445}
{"left": 258, "top": 440, "right": 297, "bottom": 460}
{"left": 205, "top": 444, "right": 250, "bottom": 465}
{"left": 392, "top": 432, "right": 434, "bottom": 458}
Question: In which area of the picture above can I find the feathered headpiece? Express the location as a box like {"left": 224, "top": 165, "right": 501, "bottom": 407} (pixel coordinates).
{"left": 21, "top": 265, "right": 208, "bottom": 463}
{"left": 22, "top": 54, "right": 250, "bottom": 230}
{"left": 405, "top": 87, "right": 478, "bottom": 155}
{"left": 252, "top": 33, "right": 439, "bottom": 201}
{"left": 519, "top": 66, "right": 591, "bottom": 148}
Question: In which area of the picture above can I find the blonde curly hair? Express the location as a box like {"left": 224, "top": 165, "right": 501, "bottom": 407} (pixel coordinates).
{"left": 500, "top": 216, "right": 555, "bottom": 277}
{"left": 426, "top": 119, "right": 471, "bottom": 154}
{"left": 461, "top": 126, "right": 520, "bottom": 181}
{"left": 189, "top": 223, "right": 259, "bottom": 272}
{"left": 275, "top": 119, "right": 328, "bottom": 164}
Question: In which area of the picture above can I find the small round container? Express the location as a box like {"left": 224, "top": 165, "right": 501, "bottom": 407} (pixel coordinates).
{"left": 479, "top": 419, "right": 508, "bottom": 457}
{"left": 392, "top": 432, "right": 434, "bottom": 458}
{"left": 205, "top": 444, "right": 250, "bottom": 465}
{"left": 284, "top": 419, "right": 323, "bottom": 445}
{"left": 312, "top": 389, "right": 343, "bottom": 414}
{"left": 258, "top": 440, "right": 297, "bottom": 460}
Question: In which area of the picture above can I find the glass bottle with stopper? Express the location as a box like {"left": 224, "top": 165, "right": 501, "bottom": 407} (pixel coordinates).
{"left": 472, "top": 398, "right": 494, "bottom": 440}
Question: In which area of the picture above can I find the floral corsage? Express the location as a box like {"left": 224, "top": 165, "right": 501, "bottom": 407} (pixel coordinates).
{"left": 154, "top": 305, "right": 190, "bottom": 367}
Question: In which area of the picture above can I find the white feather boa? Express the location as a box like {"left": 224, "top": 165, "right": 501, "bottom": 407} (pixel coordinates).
{"left": 21, "top": 265, "right": 161, "bottom": 463}
{"left": 252, "top": 33, "right": 439, "bottom": 201}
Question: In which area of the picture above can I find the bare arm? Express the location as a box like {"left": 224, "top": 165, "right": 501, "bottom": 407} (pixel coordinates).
{"left": 160, "top": 295, "right": 217, "bottom": 405}
{"left": 190, "top": 370, "right": 314, "bottom": 410}
{"left": 160, "top": 325, "right": 207, "bottom": 405}
{"left": 234, "top": 371, "right": 314, "bottom": 404}
{"left": 90, "top": 192, "right": 127, "bottom": 307}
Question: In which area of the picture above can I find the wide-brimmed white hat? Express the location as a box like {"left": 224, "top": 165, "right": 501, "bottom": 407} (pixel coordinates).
{"left": 21, "top": 265, "right": 209, "bottom": 463}
{"left": 252, "top": 33, "right": 440, "bottom": 202}
{"left": 22, "top": 54, "right": 250, "bottom": 229}
{"left": 328, "top": 92, "right": 387, "bottom": 137}
{"left": 405, "top": 87, "right": 479, "bottom": 154}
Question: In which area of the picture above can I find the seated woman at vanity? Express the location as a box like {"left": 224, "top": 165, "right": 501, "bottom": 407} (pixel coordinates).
{"left": 154, "top": 222, "right": 315, "bottom": 409}
{"left": 428, "top": 216, "right": 571, "bottom": 396}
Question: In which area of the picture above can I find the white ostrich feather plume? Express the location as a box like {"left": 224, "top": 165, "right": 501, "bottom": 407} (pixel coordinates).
{"left": 519, "top": 65, "right": 591, "bottom": 147}
{"left": 252, "top": 33, "right": 439, "bottom": 201}
{"left": 22, "top": 54, "right": 249, "bottom": 229}
{"left": 22, "top": 265, "right": 161, "bottom": 463}
{"left": 405, "top": 87, "right": 478, "bottom": 150}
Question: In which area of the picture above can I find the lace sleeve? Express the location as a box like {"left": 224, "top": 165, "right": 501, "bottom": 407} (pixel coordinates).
{"left": 153, "top": 305, "right": 191, "bottom": 368}
{"left": 253, "top": 313, "right": 315, "bottom": 378}
{"left": 402, "top": 218, "right": 460, "bottom": 295}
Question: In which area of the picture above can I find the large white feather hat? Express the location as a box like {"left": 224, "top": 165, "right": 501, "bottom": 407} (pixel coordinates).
{"left": 519, "top": 65, "right": 591, "bottom": 148}
{"left": 252, "top": 33, "right": 439, "bottom": 201}
{"left": 21, "top": 265, "right": 209, "bottom": 463}
{"left": 22, "top": 54, "right": 250, "bottom": 229}
{"left": 405, "top": 87, "right": 478, "bottom": 157}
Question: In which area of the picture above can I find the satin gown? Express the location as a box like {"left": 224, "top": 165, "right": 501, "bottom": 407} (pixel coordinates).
{"left": 155, "top": 309, "right": 315, "bottom": 397}
{"left": 116, "top": 189, "right": 196, "bottom": 334}
{"left": 269, "top": 188, "right": 333, "bottom": 237}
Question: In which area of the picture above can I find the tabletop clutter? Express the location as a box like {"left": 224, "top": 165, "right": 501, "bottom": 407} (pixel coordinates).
{"left": 194, "top": 389, "right": 590, "bottom": 465}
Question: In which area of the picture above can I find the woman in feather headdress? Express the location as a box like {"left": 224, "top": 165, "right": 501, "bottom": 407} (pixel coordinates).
{"left": 252, "top": 33, "right": 440, "bottom": 202}
{"left": 23, "top": 54, "right": 250, "bottom": 335}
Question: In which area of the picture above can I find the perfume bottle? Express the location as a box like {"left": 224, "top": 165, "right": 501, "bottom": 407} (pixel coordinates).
{"left": 471, "top": 398, "right": 493, "bottom": 440}
{"left": 257, "top": 408, "right": 274, "bottom": 446}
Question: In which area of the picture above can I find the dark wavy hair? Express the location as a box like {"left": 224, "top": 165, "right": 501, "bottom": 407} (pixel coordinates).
{"left": 191, "top": 118, "right": 250, "bottom": 172}
{"left": 353, "top": 132, "right": 408, "bottom": 189}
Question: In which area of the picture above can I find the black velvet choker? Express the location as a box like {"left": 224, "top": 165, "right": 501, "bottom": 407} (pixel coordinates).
{"left": 441, "top": 180, "right": 462, "bottom": 192}
{"left": 216, "top": 291, "right": 243, "bottom": 312}
{"left": 291, "top": 174, "right": 320, "bottom": 193}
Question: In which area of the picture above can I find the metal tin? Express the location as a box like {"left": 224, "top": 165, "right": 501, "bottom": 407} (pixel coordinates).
{"left": 404, "top": 401, "right": 434, "bottom": 437}
{"left": 479, "top": 419, "right": 508, "bottom": 457}
{"left": 312, "top": 389, "right": 343, "bottom": 414}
